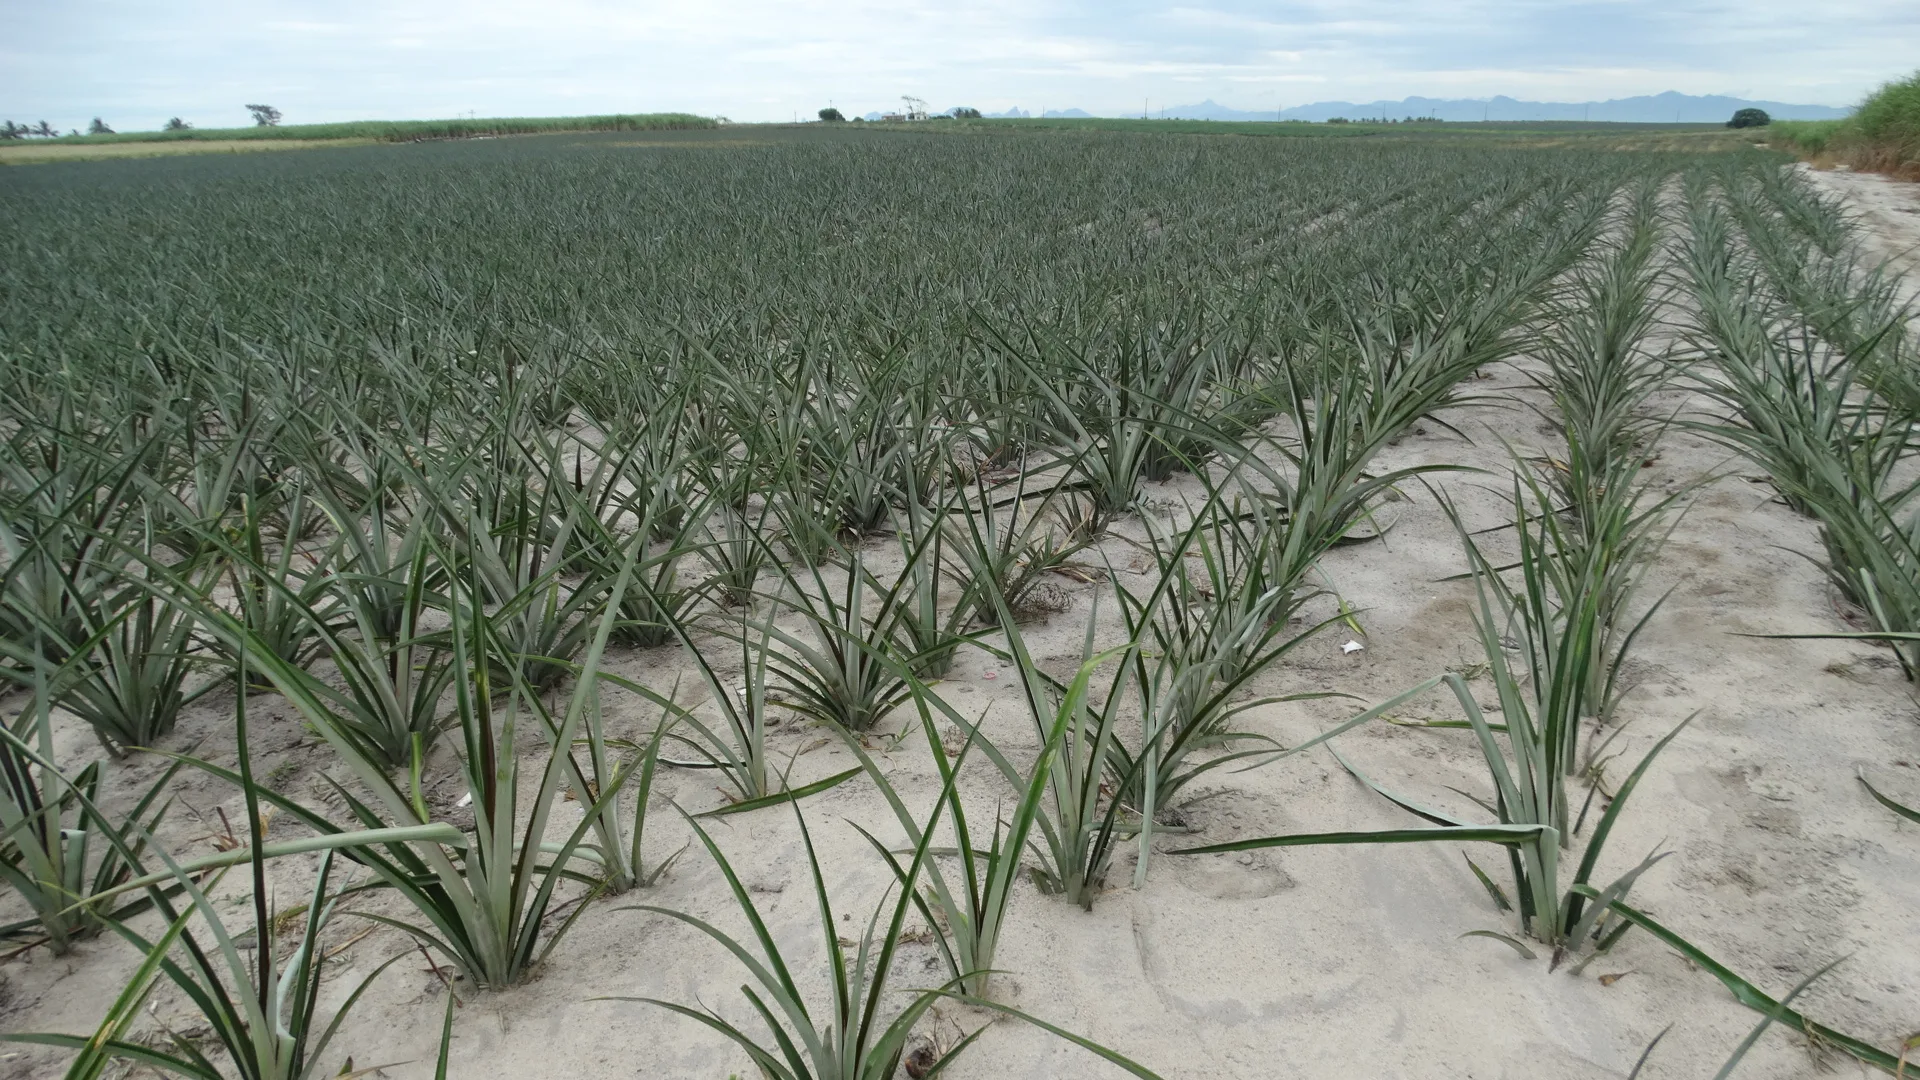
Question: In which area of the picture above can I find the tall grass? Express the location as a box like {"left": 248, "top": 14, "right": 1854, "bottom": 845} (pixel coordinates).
{"left": 1772, "top": 70, "right": 1920, "bottom": 177}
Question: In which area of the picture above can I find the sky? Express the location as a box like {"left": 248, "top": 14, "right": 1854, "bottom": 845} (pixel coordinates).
{"left": 3, "top": 1, "right": 1914, "bottom": 131}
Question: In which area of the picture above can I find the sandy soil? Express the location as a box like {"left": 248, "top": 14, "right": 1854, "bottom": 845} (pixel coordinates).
{"left": 1804, "top": 163, "right": 1920, "bottom": 309}
{"left": 4, "top": 187, "right": 1919, "bottom": 1080}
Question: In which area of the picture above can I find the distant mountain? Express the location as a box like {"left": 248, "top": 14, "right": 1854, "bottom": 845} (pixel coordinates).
{"left": 1042, "top": 108, "right": 1094, "bottom": 119}
{"left": 983, "top": 106, "right": 1084, "bottom": 119}
{"left": 1160, "top": 92, "right": 1850, "bottom": 124}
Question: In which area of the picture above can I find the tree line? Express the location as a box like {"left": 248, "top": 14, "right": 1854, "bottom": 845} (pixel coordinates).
{"left": 1, "top": 104, "right": 282, "bottom": 140}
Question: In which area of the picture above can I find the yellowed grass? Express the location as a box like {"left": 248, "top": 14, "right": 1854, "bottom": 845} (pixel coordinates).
{"left": 0, "top": 138, "right": 378, "bottom": 165}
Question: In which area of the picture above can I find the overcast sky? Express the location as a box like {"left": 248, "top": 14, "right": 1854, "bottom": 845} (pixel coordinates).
{"left": 4, "top": 1, "right": 1913, "bottom": 131}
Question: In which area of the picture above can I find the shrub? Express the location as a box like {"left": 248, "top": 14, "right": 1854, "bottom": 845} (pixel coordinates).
{"left": 818, "top": 107, "right": 845, "bottom": 122}
{"left": 1727, "top": 108, "right": 1770, "bottom": 128}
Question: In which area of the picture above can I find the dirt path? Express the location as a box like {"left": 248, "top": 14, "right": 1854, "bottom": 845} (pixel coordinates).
{"left": 1803, "top": 163, "right": 1920, "bottom": 309}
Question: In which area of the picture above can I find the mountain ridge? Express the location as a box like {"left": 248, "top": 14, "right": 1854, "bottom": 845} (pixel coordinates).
{"left": 985, "top": 92, "right": 1849, "bottom": 124}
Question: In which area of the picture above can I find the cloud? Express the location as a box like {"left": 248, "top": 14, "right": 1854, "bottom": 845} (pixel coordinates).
{"left": 2, "top": 0, "right": 1911, "bottom": 130}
